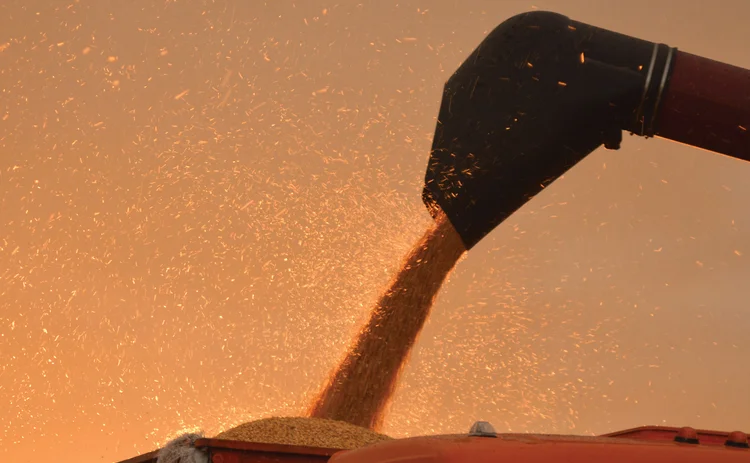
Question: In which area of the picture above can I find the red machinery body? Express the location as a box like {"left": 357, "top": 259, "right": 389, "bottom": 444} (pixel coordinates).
{"left": 331, "top": 433, "right": 749, "bottom": 463}
{"left": 118, "top": 426, "right": 750, "bottom": 463}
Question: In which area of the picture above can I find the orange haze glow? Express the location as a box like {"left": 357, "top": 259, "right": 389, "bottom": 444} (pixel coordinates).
{"left": 1, "top": 1, "right": 750, "bottom": 462}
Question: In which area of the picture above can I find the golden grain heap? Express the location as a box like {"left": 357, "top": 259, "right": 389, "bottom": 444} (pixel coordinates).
{"left": 214, "top": 416, "right": 392, "bottom": 449}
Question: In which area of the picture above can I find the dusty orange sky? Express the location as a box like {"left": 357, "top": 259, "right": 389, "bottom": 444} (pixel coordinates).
{"left": 2, "top": 1, "right": 750, "bottom": 462}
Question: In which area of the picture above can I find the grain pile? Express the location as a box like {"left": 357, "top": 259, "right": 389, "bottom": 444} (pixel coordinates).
{"left": 213, "top": 416, "right": 392, "bottom": 449}
{"left": 308, "top": 212, "right": 466, "bottom": 430}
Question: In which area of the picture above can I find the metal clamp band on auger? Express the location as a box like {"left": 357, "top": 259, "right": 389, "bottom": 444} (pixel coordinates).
{"left": 633, "top": 43, "right": 678, "bottom": 138}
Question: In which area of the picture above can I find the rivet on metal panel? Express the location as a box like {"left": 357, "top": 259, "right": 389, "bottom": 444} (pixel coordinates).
{"left": 673, "top": 427, "right": 699, "bottom": 445}
{"left": 725, "top": 431, "right": 750, "bottom": 448}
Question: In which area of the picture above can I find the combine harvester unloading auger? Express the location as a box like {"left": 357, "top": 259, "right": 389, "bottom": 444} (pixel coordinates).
{"left": 422, "top": 10, "right": 750, "bottom": 251}
{"left": 121, "top": 11, "right": 750, "bottom": 463}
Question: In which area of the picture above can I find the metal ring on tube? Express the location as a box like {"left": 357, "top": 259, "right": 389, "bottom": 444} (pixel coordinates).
{"left": 646, "top": 46, "right": 677, "bottom": 137}
{"left": 634, "top": 43, "right": 659, "bottom": 135}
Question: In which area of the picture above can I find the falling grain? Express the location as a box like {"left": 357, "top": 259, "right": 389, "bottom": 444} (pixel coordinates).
{"left": 307, "top": 211, "right": 466, "bottom": 430}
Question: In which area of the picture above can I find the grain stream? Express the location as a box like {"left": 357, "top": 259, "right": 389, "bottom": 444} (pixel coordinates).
{"left": 308, "top": 212, "right": 466, "bottom": 430}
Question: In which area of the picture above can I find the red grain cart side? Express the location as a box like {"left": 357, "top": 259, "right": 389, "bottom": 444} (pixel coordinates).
{"left": 117, "top": 425, "right": 750, "bottom": 463}
{"left": 117, "top": 439, "right": 339, "bottom": 463}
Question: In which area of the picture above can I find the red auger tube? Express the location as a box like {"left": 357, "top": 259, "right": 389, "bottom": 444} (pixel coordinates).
{"left": 654, "top": 51, "right": 750, "bottom": 160}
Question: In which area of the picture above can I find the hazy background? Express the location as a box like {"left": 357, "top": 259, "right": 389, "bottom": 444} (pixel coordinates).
{"left": 2, "top": 0, "right": 750, "bottom": 461}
